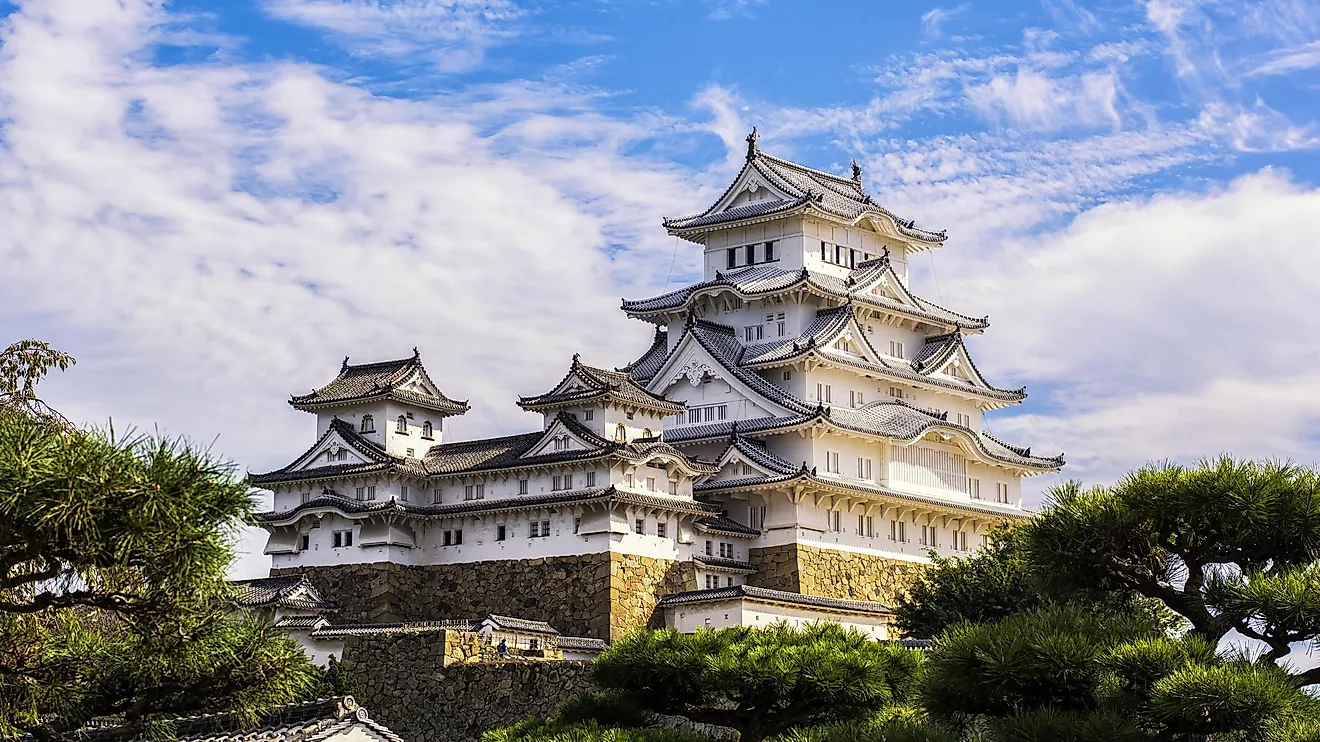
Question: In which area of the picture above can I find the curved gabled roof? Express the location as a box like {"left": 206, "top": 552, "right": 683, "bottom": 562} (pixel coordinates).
{"left": 250, "top": 418, "right": 427, "bottom": 485}
{"left": 519, "top": 354, "right": 684, "bottom": 414}
{"left": 621, "top": 264, "right": 987, "bottom": 331}
{"left": 290, "top": 350, "right": 469, "bottom": 415}
{"left": 666, "top": 403, "right": 1063, "bottom": 471}
{"left": 255, "top": 485, "right": 723, "bottom": 526}
{"left": 619, "top": 326, "right": 672, "bottom": 383}
{"left": 662, "top": 132, "right": 946, "bottom": 245}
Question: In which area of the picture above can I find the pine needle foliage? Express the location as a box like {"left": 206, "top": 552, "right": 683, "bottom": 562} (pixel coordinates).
{"left": 0, "top": 345, "right": 318, "bottom": 741}
{"left": 1023, "top": 458, "right": 1320, "bottom": 686}
{"left": 586, "top": 624, "right": 925, "bottom": 742}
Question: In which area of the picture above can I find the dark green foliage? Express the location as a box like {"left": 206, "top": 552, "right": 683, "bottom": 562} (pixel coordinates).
{"left": 485, "top": 718, "right": 710, "bottom": 742}
{"left": 892, "top": 526, "right": 1046, "bottom": 639}
{"left": 0, "top": 348, "right": 318, "bottom": 740}
{"left": 304, "top": 655, "right": 360, "bottom": 700}
{"left": 586, "top": 624, "right": 924, "bottom": 742}
{"left": 1024, "top": 458, "right": 1320, "bottom": 683}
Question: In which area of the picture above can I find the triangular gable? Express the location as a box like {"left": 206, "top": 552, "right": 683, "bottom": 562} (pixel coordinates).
{"left": 519, "top": 416, "right": 611, "bottom": 459}
{"left": 923, "top": 343, "right": 996, "bottom": 390}
{"left": 708, "top": 160, "right": 798, "bottom": 216}
{"left": 645, "top": 331, "right": 796, "bottom": 419}
{"left": 852, "top": 263, "right": 925, "bottom": 311}
{"left": 709, "top": 443, "right": 779, "bottom": 482}
{"left": 820, "top": 314, "right": 885, "bottom": 366}
{"left": 287, "top": 422, "right": 387, "bottom": 473}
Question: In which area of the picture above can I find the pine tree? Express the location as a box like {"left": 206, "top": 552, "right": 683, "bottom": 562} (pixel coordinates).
{"left": 0, "top": 340, "right": 318, "bottom": 741}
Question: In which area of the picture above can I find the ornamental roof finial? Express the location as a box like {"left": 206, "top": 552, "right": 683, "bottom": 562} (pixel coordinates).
{"left": 341, "top": 356, "right": 350, "bottom": 372}
{"left": 745, "top": 127, "right": 759, "bottom": 161}
{"left": 850, "top": 158, "right": 862, "bottom": 181}
{"left": 411, "top": 346, "right": 420, "bottom": 359}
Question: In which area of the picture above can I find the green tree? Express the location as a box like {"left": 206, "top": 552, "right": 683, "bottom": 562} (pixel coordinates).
{"left": 892, "top": 525, "right": 1047, "bottom": 639}
{"left": 578, "top": 624, "right": 924, "bottom": 742}
{"left": 921, "top": 607, "right": 1320, "bottom": 741}
{"left": 1024, "top": 458, "right": 1320, "bottom": 687}
{"left": 0, "top": 340, "right": 318, "bottom": 741}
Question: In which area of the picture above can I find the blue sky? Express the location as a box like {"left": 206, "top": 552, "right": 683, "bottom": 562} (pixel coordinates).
{"left": 3, "top": 0, "right": 1320, "bottom": 575}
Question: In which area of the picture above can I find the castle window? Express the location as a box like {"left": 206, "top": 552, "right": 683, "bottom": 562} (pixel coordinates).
{"left": 669, "top": 480, "right": 678, "bottom": 495}
{"left": 529, "top": 521, "right": 540, "bottom": 538}
{"left": 585, "top": 472, "right": 596, "bottom": 487}
{"left": 299, "top": 534, "right": 309, "bottom": 551}
{"left": 519, "top": 479, "right": 529, "bottom": 495}
{"left": 727, "top": 247, "right": 737, "bottom": 269}
{"left": 829, "top": 510, "right": 843, "bottom": 533}
{"left": 646, "top": 477, "right": 656, "bottom": 492}
{"left": 553, "top": 476, "right": 562, "bottom": 491}
{"left": 433, "top": 488, "right": 443, "bottom": 504}
{"left": 783, "top": 370, "right": 791, "bottom": 381}
{"left": 706, "top": 574, "right": 718, "bottom": 589}
{"left": 421, "top": 421, "right": 433, "bottom": 439}
{"left": 301, "top": 491, "right": 311, "bottom": 504}
{"left": 889, "top": 341, "right": 905, "bottom": 359}
{"left": 615, "top": 424, "right": 627, "bottom": 442}
{"left": 455, "top": 529, "right": 463, "bottom": 545}
{"left": 642, "top": 428, "right": 652, "bottom": 438}
{"left": 443, "top": 530, "right": 452, "bottom": 546}
{"left": 400, "top": 486, "right": 409, "bottom": 502}
{"left": 764, "top": 240, "right": 776, "bottom": 262}
{"left": 585, "top": 409, "right": 594, "bottom": 421}
{"left": 360, "top": 415, "right": 374, "bottom": 433}
{"left": 857, "top": 457, "right": 873, "bottom": 480}
{"left": 634, "top": 519, "right": 645, "bottom": 535}
{"left": 573, "top": 517, "right": 581, "bottom": 534}
{"left": 657, "top": 522, "right": 667, "bottom": 538}
{"left": 464, "top": 484, "right": 485, "bottom": 500}
{"left": 727, "top": 576, "right": 736, "bottom": 587}
{"left": 970, "top": 478, "right": 982, "bottom": 499}
{"left": 997, "top": 483, "right": 1010, "bottom": 503}
{"left": 496, "top": 525, "right": 506, "bottom": 541}
{"left": 744, "top": 325, "right": 763, "bottom": 342}
{"left": 396, "top": 415, "right": 408, "bottom": 434}
{"left": 704, "top": 540, "right": 712, "bottom": 556}
{"left": 626, "top": 411, "right": 635, "bottom": 420}
{"left": 332, "top": 530, "right": 352, "bottom": 548}
{"left": 821, "top": 241, "right": 828, "bottom": 262}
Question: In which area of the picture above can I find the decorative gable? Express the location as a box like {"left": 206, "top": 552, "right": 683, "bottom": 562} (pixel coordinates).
{"left": 519, "top": 416, "right": 609, "bottom": 459}
{"left": 288, "top": 424, "right": 385, "bottom": 473}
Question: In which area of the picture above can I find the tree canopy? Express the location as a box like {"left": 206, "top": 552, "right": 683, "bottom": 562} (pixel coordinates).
{"left": 0, "top": 340, "right": 317, "bottom": 741}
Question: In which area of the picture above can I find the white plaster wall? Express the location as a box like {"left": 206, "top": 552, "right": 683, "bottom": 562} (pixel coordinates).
{"left": 664, "top": 599, "right": 745, "bottom": 633}
{"left": 660, "top": 373, "right": 777, "bottom": 424}
{"left": 662, "top": 599, "right": 890, "bottom": 640}
{"left": 703, "top": 218, "right": 804, "bottom": 279}
{"left": 289, "top": 632, "right": 344, "bottom": 668}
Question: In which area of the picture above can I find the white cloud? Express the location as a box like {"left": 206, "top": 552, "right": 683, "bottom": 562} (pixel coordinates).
{"left": 953, "top": 170, "right": 1320, "bottom": 495}
{"left": 1244, "top": 39, "right": 1320, "bottom": 76}
{"left": 263, "top": 0, "right": 521, "bottom": 69}
{"left": 1196, "top": 99, "right": 1320, "bottom": 152}
{"left": 704, "top": 0, "right": 767, "bottom": 22}
{"left": 966, "top": 68, "right": 1122, "bottom": 130}
{"left": 921, "top": 4, "right": 970, "bottom": 39}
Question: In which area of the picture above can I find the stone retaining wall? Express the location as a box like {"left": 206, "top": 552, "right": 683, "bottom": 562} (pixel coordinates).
{"left": 341, "top": 633, "right": 592, "bottom": 742}
{"left": 748, "top": 543, "right": 926, "bottom": 605}
{"left": 277, "top": 551, "right": 685, "bottom": 639}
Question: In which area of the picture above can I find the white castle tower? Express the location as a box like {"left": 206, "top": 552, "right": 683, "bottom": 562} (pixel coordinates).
{"left": 250, "top": 131, "right": 1062, "bottom": 643}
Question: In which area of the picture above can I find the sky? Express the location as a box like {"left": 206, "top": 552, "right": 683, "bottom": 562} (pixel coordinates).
{"left": 3, "top": 0, "right": 1320, "bottom": 578}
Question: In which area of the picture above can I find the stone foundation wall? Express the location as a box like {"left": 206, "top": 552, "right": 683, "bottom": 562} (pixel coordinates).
{"left": 341, "top": 634, "right": 592, "bottom": 742}
{"left": 748, "top": 543, "right": 926, "bottom": 606}
{"left": 275, "top": 554, "right": 612, "bottom": 636}
{"left": 276, "top": 551, "right": 687, "bottom": 639}
{"left": 609, "top": 553, "right": 695, "bottom": 639}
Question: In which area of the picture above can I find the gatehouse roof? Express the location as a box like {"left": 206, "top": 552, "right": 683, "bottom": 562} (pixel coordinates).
{"left": 290, "top": 350, "right": 469, "bottom": 415}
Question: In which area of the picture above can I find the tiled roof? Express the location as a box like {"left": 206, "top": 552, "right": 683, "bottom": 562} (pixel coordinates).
{"left": 519, "top": 355, "right": 684, "bottom": 413}
{"left": 692, "top": 556, "right": 756, "bottom": 573}
{"left": 309, "top": 621, "right": 469, "bottom": 638}
{"left": 662, "top": 140, "right": 945, "bottom": 245}
{"left": 273, "top": 615, "right": 331, "bottom": 630}
{"left": 684, "top": 319, "right": 816, "bottom": 415}
{"left": 557, "top": 636, "right": 609, "bottom": 652}
{"left": 420, "top": 412, "right": 715, "bottom": 477}
{"left": 80, "top": 697, "right": 402, "bottom": 742}
{"left": 720, "top": 433, "right": 800, "bottom": 476}
{"left": 290, "top": 350, "right": 469, "bottom": 416}
{"left": 230, "top": 575, "right": 340, "bottom": 613}
{"left": 620, "top": 326, "right": 672, "bottom": 383}
{"left": 257, "top": 486, "right": 723, "bottom": 526}
{"left": 250, "top": 419, "right": 424, "bottom": 486}
{"left": 696, "top": 469, "right": 1036, "bottom": 520}
{"left": 693, "top": 515, "right": 762, "bottom": 538}
{"left": 484, "top": 614, "right": 559, "bottom": 635}
{"left": 621, "top": 265, "right": 986, "bottom": 331}
{"left": 657, "top": 585, "right": 894, "bottom": 616}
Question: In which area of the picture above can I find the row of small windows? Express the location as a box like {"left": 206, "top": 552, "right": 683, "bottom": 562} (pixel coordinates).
{"left": 704, "top": 540, "right": 736, "bottom": 559}
{"left": 357, "top": 414, "right": 435, "bottom": 440}
{"left": 704, "top": 574, "right": 739, "bottom": 589}
{"left": 823, "top": 515, "right": 987, "bottom": 552}
{"left": 969, "top": 480, "right": 1011, "bottom": 503}
{"left": 820, "top": 241, "right": 878, "bottom": 269}
{"left": 726, "top": 241, "right": 776, "bottom": 269}
{"left": 743, "top": 312, "right": 787, "bottom": 342}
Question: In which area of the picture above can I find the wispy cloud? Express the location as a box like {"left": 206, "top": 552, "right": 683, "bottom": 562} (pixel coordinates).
{"left": 263, "top": 0, "right": 522, "bottom": 70}
{"left": 920, "top": 3, "right": 970, "bottom": 39}
{"left": 704, "top": 0, "right": 767, "bottom": 22}
{"left": 1244, "top": 39, "right": 1320, "bottom": 76}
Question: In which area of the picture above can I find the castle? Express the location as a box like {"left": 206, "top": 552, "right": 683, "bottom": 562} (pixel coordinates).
{"left": 250, "top": 130, "right": 1063, "bottom": 643}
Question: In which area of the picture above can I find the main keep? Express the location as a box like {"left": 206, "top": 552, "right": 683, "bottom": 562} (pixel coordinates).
{"left": 252, "top": 131, "right": 1063, "bottom": 642}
